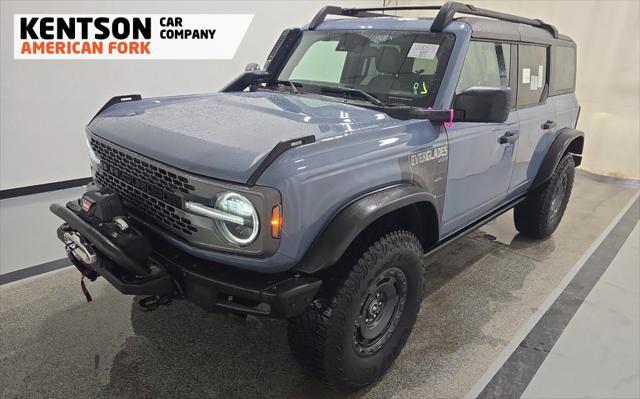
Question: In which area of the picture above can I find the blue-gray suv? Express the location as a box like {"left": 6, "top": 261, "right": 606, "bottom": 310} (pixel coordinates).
{"left": 51, "top": 2, "right": 583, "bottom": 392}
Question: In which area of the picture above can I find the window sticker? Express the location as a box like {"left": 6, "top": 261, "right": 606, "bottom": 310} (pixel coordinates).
{"left": 407, "top": 43, "right": 439, "bottom": 59}
{"left": 530, "top": 75, "right": 538, "bottom": 90}
{"left": 522, "top": 68, "right": 531, "bottom": 84}
{"left": 538, "top": 65, "right": 544, "bottom": 88}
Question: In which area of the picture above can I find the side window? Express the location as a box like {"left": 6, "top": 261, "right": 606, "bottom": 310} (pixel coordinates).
{"left": 552, "top": 46, "right": 576, "bottom": 94}
{"left": 517, "top": 45, "right": 548, "bottom": 106}
{"left": 289, "top": 41, "right": 346, "bottom": 84}
{"left": 456, "top": 41, "right": 510, "bottom": 93}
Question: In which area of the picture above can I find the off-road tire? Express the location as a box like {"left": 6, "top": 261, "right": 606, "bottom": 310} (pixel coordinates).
{"left": 288, "top": 231, "right": 424, "bottom": 392}
{"left": 514, "top": 154, "right": 575, "bottom": 238}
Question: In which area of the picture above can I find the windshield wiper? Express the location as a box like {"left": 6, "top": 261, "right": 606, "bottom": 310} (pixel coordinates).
{"left": 320, "top": 86, "right": 384, "bottom": 106}
{"left": 273, "top": 80, "right": 302, "bottom": 94}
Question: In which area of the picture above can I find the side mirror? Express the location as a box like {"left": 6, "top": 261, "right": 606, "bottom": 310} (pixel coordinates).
{"left": 245, "top": 62, "right": 261, "bottom": 72}
{"left": 453, "top": 87, "right": 512, "bottom": 123}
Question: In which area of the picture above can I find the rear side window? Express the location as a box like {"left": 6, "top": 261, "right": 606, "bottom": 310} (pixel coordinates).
{"left": 517, "top": 45, "right": 548, "bottom": 106}
{"left": 456, "top": 41, "right": 510, "bottom": 93}
{"left": 552, "top": 46, "right": 576, "bottom": 94}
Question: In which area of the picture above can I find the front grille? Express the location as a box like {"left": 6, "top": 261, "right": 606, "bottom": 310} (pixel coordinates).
{"left": 90, "top": 138, "right": 199, "bottom": 236}
{"left": 90, "top": 138, "right": 196, "bottom": 195}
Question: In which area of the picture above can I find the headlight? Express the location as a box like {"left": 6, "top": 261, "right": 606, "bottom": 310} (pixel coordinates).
{"left": 214, "top": 192, "right": 259, "bottom": 246}
{"left": 86, "top": 139, "right": 100, "bottom": 165}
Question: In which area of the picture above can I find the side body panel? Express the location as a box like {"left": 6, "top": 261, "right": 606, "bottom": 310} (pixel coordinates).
{"left": 507, "top": 87, "right": 579, "bottom": 199}
{"left": 441, "top": 113, "right": 518, "bottom": 234}
{"left": 438, "top": 29, "right": 520, "bottom": 236}
{"left": 549, "top": 93, "right": 580, "bottom": 131}
{"left": 508, "top": 102, "right": 557, "bottom": 197}
{"left": 256, "top": 23, "right": 473, "bottom": 269}
{"left": 258, "top": 119, "right": 448, "bottom": 269}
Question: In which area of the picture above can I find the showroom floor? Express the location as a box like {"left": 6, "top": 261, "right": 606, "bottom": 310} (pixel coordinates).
{"left": 1, "top": 172, "right": 638, "bottom": 399}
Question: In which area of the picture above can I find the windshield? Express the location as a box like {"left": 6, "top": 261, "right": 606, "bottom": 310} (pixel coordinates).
{"left": 277, "top": 30, "right": 454, "bottom": 108}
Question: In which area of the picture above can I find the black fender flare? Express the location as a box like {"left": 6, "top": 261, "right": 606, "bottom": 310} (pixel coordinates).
{"left": 531, "top": 128, "right": 584, "bottom": 190}
{"left": 295, "top": 184, "right": 439, "bottom": 274}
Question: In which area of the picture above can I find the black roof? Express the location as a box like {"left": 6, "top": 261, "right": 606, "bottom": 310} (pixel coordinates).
{"left": 459, "top": 17, "right": 574, "bottom": 45}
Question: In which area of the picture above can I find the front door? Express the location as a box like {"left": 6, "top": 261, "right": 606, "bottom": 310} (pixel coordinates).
{"left": 441, "top": 41, "right": 518, "bottom": 235}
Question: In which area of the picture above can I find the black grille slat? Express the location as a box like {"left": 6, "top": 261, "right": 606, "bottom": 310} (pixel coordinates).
{"left": 95, "top": 169, "right": 196, "bottom": 236}
{"left": 90, "top": 138, "right": 199, "bottom": 236}
{"left": 89, "top": 138, "right": 195, "bottom": 195}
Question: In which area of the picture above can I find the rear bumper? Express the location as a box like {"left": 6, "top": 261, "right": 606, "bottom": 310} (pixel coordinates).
{"left": 51, "top": 203, "right": 321, "bottom": 318}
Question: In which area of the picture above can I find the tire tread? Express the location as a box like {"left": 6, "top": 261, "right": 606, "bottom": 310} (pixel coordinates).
{"left": 288, "top": 230, "right": 423, "bottom": 392}
{"left": 514, "top": 154, "right": 575, "bottom": 238}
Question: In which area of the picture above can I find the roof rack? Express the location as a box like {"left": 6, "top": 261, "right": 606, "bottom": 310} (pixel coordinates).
{"left": 308, "top": 6, "right": 384, "bottom": 30}
{"left": 308, "top": 2, "right": 558, "bottom": 39}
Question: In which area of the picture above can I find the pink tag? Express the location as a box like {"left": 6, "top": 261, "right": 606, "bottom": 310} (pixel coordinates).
{"left": 443, "top": 109, "right": 454, "bottom": 128}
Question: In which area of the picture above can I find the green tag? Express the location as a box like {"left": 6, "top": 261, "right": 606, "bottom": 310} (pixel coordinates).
{"left": 413, "top": 81, "right": 428, "bottom": 96}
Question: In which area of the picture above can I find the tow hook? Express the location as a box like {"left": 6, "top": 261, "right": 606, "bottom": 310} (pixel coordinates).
{"left": 137, "top": 295, "right": 172, "bottom": 312}
{"left": 63, "top": 231, "right": 97, "bottom": 266}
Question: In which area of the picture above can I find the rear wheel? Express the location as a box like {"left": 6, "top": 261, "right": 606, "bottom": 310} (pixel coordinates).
{"left": 514, "top": 154, "right": 575, "bottom": 238}
{"left": 287, "top": 231, "right": 424, "bottom": 392}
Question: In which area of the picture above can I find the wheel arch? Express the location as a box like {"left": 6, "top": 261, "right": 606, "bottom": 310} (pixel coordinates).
{"left": 296, "top": 184, "right": 439, "bottom": 274}
{"left": 531, "top": 128, "right": 584, "bottom": 190}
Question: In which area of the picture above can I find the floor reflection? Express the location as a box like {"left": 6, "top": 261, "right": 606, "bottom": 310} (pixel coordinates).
{"left": 97, "top": 226, "right": 545, "bottom": 399}
{"left": 1, "top": 174, "right": 635, "bottom": 398}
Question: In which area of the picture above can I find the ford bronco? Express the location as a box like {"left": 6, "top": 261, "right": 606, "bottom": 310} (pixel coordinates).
{"left": 51, "top": 2, "right": 583, "bottom": 392}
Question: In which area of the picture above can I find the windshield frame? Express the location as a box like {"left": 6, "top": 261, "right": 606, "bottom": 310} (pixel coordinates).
{"left": 272, "top": 29, "right": 456, "bottom": 109}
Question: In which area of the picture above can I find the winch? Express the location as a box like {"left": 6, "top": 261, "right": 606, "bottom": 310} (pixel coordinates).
{"left": 71, "top": 188, "right": 151, "bottom": 267}
{"left": 54, "top": 188, "right": 155, "bottom": 301}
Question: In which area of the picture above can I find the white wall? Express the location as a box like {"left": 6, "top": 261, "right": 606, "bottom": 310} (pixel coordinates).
{"left": 0, "top": 187, "right": 86, "bottom": 275}
{"left": 2, "top": 0, "right": 639, "bottom": 191}
{"left": 0, "top": 0, "right": 381, "bottom": 190}
{"left": 0, "top": 0, "right": 381, "bottom": 273}
{"left": 3, "top": 0, "right": 638, "bottom": 191}
{"left": 390, "top": 0, "right": 640, "bottom": 180}
{"left": 1, "top": 0, "right": 636, "bottom": 274}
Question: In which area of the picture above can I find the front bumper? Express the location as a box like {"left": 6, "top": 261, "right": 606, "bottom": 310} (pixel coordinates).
{"left": 51, "top": 202, "right": 321, "bottom": 318}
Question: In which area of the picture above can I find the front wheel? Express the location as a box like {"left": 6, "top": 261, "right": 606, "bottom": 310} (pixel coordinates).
{"left": 287, "top": 231, "right": 424, "bottom": 392}
{"left": 514, "top": 153, "right": 575, "bottom": 238}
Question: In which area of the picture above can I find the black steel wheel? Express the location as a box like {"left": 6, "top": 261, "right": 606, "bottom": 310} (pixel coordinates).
{"left": 549, "top": 172, "right": 569, "bottom": 222}
{"left": 353, "top": 267, "right": 408, "bottom": 356}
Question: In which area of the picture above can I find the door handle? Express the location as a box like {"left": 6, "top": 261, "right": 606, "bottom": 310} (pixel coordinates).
{"left": 499, "top": 130, "right": 520, "bottom": 145}
{"left": 542, "top": 120, "right": 556, "bottom": 129}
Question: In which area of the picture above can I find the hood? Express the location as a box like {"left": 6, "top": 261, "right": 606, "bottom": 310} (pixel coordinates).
{"left": 88, "top": 91, "right": 402, "bottom": 184}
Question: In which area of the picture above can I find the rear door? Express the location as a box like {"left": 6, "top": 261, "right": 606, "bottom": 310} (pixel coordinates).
{"left": 441, "top": 41, "right": 518, "bottom": 235}
{"left": 508, "top": 44, "right": 557, "bottom": 198}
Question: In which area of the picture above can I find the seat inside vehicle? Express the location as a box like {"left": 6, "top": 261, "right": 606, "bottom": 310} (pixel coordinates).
{"left": 367, "top": 45, "right": 437, "bottom": 97}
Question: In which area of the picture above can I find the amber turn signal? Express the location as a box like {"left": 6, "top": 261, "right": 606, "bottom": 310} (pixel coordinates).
{"left": 271, "top": 204, "right": 282, "bottom": 239}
